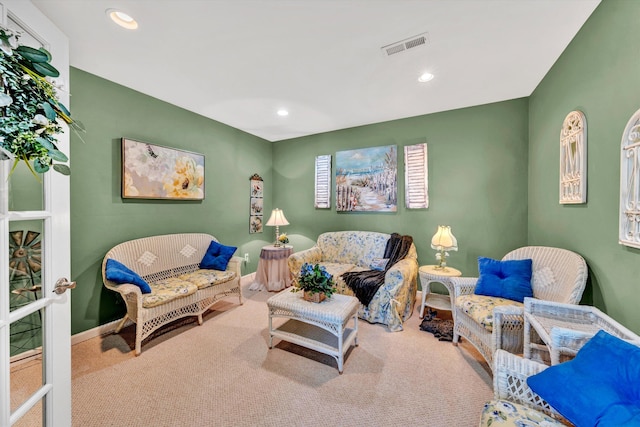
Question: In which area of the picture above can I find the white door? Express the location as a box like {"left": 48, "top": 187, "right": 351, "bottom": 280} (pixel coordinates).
{"left": 0, "top": 1, "right": 72, "bottom": 426}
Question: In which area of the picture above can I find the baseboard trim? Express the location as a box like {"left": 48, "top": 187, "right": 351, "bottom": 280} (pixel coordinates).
{"left": 12, "top": 273, "right": 258, "bottom": 363}
{"left": 71, "top": 272, "right": 257, "bottom": 345}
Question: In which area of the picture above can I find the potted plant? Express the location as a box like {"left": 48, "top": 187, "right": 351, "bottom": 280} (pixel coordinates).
{"left": 292, "top": 262, "right": 337, "bottom": 303}
{"left": 277, "top": 233, "right": 289, "bottom": 245}
{"left": 0, "top": 26, "right": 84, "bottom": 178}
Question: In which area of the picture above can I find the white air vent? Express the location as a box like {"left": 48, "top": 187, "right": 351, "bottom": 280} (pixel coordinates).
{"left": 381, "top": 32, "right": 429, "bottom": 57}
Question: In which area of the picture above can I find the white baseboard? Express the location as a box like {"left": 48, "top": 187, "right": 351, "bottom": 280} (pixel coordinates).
{"left": 13, "top": 272, "right": 262, "bottom": 365}
{"left": 71, "top": 272, "right": 257, "bottom": 346}
{"left": 12, "top": 280, "right": 418, "bottom": 364}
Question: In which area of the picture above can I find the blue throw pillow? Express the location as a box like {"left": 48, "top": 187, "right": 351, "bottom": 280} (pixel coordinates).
{"left": 527, "top": 330, "right": 640, "bottom": 427}
{"left": 473, "top": 257, "right": 533, "bottom": 303}
{"left": 105, "top": 258, "right": 151, "bottom": 294}
{"left": 200, "top": 240, "right": 237, "bottom": 271}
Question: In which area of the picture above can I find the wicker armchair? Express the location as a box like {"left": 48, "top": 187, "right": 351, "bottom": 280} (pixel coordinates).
{"left": 451, "top": 246, "right": 588, "bottom": 369}
{"left": 479, "top": 349, "right": 568, "bottom": 426}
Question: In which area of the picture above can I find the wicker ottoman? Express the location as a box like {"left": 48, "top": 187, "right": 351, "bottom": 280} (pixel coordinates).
{"left": 267, "top": 288, "right": 359, "bottom": 373}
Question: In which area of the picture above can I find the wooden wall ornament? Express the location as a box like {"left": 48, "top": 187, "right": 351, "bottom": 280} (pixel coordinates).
{"left": 404, "top": 143, "right": 429, "bottom": 209}
{"left": 559, "top": 111, "right": 587, "bottom": 204}
{"left": 619, "top": 108, "right": 640, "bottom": 248}
{"left": 249, "top": 174, "right": 263, "bottom": 233}
{"left": 314, "top": 155, "right": 331, "bottom": 209}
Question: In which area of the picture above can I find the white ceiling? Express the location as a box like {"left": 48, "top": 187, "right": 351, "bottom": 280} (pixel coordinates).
{"left": 32, "top": 0, "right": 601, "bottom": 142}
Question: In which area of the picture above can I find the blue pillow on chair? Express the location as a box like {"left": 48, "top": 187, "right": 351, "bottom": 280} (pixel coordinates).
{"left": 200, "top": 240, "right": 237, "bottom": 271}
{"left": 474, "top": 257, "right": 533, "bottom": 303}
{"left": 527, "top": 330, "right": 640, "bottom": 427}
{"left": 105, "top": 258, "right": 151, "bottom": 294}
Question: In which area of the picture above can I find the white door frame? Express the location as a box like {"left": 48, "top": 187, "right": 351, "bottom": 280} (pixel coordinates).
{"left": 0, "top": 1, "right": 72, "bottom": 425}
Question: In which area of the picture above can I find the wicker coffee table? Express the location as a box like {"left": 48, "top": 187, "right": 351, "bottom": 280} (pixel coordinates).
{"left": 267, "top": 288, "right": 359, "bottom": 374}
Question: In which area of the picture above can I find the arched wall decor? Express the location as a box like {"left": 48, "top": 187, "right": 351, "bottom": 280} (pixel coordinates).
{"left": 619, "top": 108, "right": 640, "bottom": 248}
{"left": 560, "top": 110, "right": 587, "bottom": 204}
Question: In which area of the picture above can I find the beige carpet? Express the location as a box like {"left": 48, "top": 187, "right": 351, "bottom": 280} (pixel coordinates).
{"left": 12, "top": 284, "right": 493, "bottom": 426}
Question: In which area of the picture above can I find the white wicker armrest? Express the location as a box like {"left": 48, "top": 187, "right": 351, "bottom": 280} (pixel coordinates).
{"left": 113, "top": 283, "right": 143, "bottom": 298}
{"left": 493, "top": 305, "right": 525, "bottom": 353}
{"left": 227, "top": 256, "right": 242, "bottom": 276}
{"left": 450, "top": 276, "right": 477, "bottom": 298}
{"left": 493, "top": 349, "right": 562, "bottom": 419}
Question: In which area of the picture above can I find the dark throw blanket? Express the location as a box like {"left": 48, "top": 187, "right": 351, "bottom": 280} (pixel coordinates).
{"left": 341, "top": 233, "right": 413, "bottom": 306}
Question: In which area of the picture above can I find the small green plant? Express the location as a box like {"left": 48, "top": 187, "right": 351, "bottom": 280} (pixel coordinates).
{"left": 293, "top": 262, "right": 336, "bottom": 297}
{"left": 277, "top": 233, "right": 289, "bottom": 244}
{"left": 0, "top": 25, "right": 85, "bottom": 178}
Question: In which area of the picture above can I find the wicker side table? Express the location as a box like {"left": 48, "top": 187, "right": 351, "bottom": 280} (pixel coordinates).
{"left": 418, "top": 265, "right": 462, "bottom": 319}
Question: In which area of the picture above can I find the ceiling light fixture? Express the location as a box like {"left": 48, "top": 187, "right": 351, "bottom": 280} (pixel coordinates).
{"left": 418, "top": 72, "right": 434, "bottom": 83}
{"left": 277, "top": 109, "right": 289, "bottom": 117}
{"left": 106, "top": 9, "right": 138, "bottom": 30}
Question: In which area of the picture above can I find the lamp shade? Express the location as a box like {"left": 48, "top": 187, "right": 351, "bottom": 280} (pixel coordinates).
{"left": 431, "top": 225, "right": 458, "bottom": 251}
{"left": 266, "top": 208, "right": 289, "bottom": 227}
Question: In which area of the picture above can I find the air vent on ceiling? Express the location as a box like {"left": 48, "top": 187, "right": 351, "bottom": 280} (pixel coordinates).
{"left": 381, "top": 32, "right": 429, "bottom": 57}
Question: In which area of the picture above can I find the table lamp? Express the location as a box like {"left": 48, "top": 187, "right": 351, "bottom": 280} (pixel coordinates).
{"left": 431, "top": 225, "right": 457, "bottom": 270}
{"left": 266, "top": 208, "right": 289, "bottom": 247}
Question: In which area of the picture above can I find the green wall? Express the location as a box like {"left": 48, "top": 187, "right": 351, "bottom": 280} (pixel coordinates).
{"left": 69, "top": 68, "right": 273, "bottom": 334}
{"left": 528, "top": 0, "right": 640, "bottom": 332}
{"left": 272, "top": 98, "right": 530, "bottom": 276}
{"left": 67, "top": 0, "right": 640, "bottom": 337}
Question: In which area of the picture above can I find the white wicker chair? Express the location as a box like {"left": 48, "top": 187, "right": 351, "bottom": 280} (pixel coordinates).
{"left": 451, "top": 246, "right": 588, "bottom": 369}
{"left": 479, "top": 349, "right": 568, "bottom": 426}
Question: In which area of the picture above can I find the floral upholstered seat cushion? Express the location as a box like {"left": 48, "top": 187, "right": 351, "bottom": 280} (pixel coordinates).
{"left": 317, "top": 231, "right": 390, "bottom": 267}
{"left": 455, "top": 295, "right": 524, "bottom": 332}
{"left": 142, "top": 278, "right": 198, "bottom": 308}
{"left": 480, "top": 400, "right": 567, "bottom": 426}
{"left": 178, "top": 269, "right": 237, "bottom": 289}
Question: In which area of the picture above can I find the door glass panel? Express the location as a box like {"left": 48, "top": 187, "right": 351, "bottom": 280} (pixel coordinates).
{"left": 9, "top": 220, "right": 44, "bottom": 319}
{"left": 10, "top": 316, "right": 44, "bottom": 413}
{"left": 8, "top": 163, "right": 44, "bottom": 211}
{"left": 14, "top": 403, "right": 43, "bottom": 427}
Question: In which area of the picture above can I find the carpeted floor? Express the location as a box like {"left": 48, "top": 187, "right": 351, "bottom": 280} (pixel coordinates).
{"left": 11, "top": 283, "right": 492, "bottom": 426}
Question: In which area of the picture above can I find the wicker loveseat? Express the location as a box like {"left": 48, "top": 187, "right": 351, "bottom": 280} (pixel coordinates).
{"left": 287, "top": 231, "right": 418, "bottom": 332}
{"left": 102, "top": 233, "right": 242, "bottom": 355}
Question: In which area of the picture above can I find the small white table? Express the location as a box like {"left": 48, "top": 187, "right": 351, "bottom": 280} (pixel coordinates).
{"left": 267, "top": 288, "right": 359, "bottom": 374}
{"left": 418, "top": 265, "right": 462, "bottom": 319}
{"left": 250, "top": 245, "right": 293, "bottom": 292}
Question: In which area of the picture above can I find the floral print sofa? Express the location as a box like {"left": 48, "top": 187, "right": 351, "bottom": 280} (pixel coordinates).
{"left": 288, "top": 231, "right": 418, "bottom": 331}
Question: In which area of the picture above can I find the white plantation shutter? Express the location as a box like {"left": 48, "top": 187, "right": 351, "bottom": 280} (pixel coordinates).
{"left": 315, "top": 155, "right": 331, "bottom": 208}
{"left": 404, "top": 143, "right": 429, "bottom": 208}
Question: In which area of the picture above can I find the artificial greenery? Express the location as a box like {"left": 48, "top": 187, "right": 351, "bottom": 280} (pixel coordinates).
{"left": 277, "top": 233, "right": 289, "bottom": 244}
{"left": 293, "top": 263, "right": 337, "bottom": 297}
{"left": 0, "top": 25, "right": 84, "bottom": 178}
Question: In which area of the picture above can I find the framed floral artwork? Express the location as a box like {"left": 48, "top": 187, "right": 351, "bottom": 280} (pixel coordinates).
{"left": 121, "top": 138, "right": 205, "bottom": 200}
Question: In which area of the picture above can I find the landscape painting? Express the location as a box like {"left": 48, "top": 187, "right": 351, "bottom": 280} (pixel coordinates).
{"left": 335, "top": 145, "right": 397, "bottom": 212}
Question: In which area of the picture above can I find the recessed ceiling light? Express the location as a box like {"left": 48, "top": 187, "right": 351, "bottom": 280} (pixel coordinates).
{"left": 277, "top": 109, "right": 289, "bottom": 117}
{"left": 418, "top": 72, "right": 434, "bottom": 83}
{"left": 106, "top": 9, "right": 138, "bottom": 30}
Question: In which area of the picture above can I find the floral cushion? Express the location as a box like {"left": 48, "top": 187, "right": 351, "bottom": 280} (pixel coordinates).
{"left": 317, "top": 231, "right": 392, "bottom": 267}
{"left": 142, "top": 277, "right": 198, "bottom": 308}
{"left": 456, "top": 294, "right": 524, "bottom": 332}
{"left": 178, "top": 269, "right": 237, "bottom": 289}
{"left": 325, "top": 264, "right": 366, "bottom": 297}
{"left": 480, "top": 400, "right": 566, "bottom": 426}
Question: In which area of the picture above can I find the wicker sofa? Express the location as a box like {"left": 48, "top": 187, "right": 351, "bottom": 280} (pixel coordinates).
{"left": 102, "top": 233, "right": 242, "bottom": 355}
{"left": 287, "top": 231, "right": 418, "bottom": 332}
